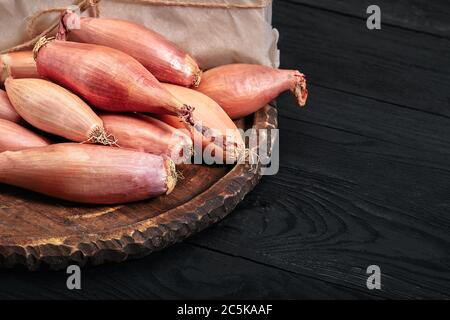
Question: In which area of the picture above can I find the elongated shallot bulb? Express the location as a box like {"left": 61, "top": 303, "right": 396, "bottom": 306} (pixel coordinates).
{"left": 157, "top": 84, "right": 245, "bottom": 163}
{"left": 0, "top": 144, "right": 177, "bottom": 204}
{"left": 0, "top": 89, "right": 20, "bottom": 123}
{"left": 0, "top": 51, "right": 39, "bottom": 85}
{"left": 5, "top": 78, "right": 114, "bottom": 145}
{"left": 197, "top": 64, "right": 308, "bottom": 119}
{"left": 33, "top": 38, "right": 195, "bottom": 128}
{"left": 61, "top": 12, "right": 202, "bottom": 87}
{"left": 0, "top": 119, "right": 49, "bottom": 152}
{"left": 100, "top": 113, "right": 193, "bottom": 164}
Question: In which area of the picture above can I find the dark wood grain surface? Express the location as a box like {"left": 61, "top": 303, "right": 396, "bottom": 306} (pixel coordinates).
{"left": 0, "top": 0, "right": 449, "bottom": 299}
{"left": 291, "top": 0, "right": 450, "bottom": 38}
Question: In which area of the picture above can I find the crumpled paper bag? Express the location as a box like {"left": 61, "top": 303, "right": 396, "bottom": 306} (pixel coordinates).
{"left": 0, "top": 0, "right": 279, "bottom": 68}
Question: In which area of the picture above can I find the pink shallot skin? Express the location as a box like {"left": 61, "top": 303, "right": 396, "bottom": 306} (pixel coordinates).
{"left": 100, "top": 113, "right": 193, "bottom": 164}
{"left": 0, "top": 119, "right": 49, "bottom": 152}
{"left": 158, "top": 83, "right": 245, "bottom": 163}
{"left": 5, "top": 78, "right": 107, "bottom": 144}
{"left": 36, "top": 40, "right": 189, "bottom": 118}
{"left": 197, "top": 64, "right": 308, "bottom": 119}
{"left": 0, "top": 51, "right": 39, "bottom": 84}
{"left": 0, "top": 144, "right": 176, "bottom": 204}
{"left": 0, "top": 89, "right": 20, "bottom": 123}
{"left": 66, "top": 15, "right": 201, "bottom": 87}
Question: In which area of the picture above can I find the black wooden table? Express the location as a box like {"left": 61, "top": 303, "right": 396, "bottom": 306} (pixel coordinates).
{"left": 0, "top": 0, "right": 449, "bottom": 299}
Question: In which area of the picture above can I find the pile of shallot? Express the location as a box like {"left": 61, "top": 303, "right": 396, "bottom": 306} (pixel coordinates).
{"left": 0, "top": 11, "right": 308, "bottom": 204}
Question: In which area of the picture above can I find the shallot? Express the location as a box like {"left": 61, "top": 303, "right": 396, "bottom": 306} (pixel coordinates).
{"left": 0, "top": 51, "right": 39, "bottom": 84}
{"left": 61, "top": 12, "right": 202, "bottom": 87}
{"left": 0, "top": 119, "right": 49, "bottom": 152}
{"left": 0, "top": 144, "right": 177, "bottom": 204}
{"left": 100, "top": 113, "right": 193, "bottom": 164}
{"left": 157, "top": 84, "right": 245, "bottom": 162}
{"left": 34, "top": 38, "right": 196, "bottom": 128}
{"left": 196, "top": 64, "right": 308, "bottom": 119}
{"left": 0, "top": 89, "right": 20, "bottom": 123}
{"left": 5, "top": 78, "right": 113, "bottom": 145}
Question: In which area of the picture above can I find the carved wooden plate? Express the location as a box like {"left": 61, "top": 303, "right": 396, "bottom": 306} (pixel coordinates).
{"left": 0, "top": 105, "right": 277, "bottom": 270}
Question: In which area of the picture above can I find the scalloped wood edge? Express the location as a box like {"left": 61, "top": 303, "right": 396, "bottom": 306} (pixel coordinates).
{"left": 0, "top": 105, "right": 278, "bottom": 270}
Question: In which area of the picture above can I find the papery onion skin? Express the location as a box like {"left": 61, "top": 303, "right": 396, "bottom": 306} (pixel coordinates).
{"left": 0, "top": 144, "right": 177, "bottom": 204}
{"left": 0, "top": 89, "right": 21, "bottom": 123}
{"left": 0, "top": 119, "right": 50, "bottom": 152}
{"left": 196, "top": 64, "right": 308, "bottom": 119}
{"left": 35, "top": 40, "right": 195, "bottom": 127}
{"left": 101, "top": 113, "right": 193, "bottom": 164}
{"left": 158, "top": 83, "right": 245, "bottom": 162}
{"left": 5, "top": 78, "right": 111, "bottom": 145}
{"left": 64, "top": 14, "right": 202, "bottom": 87}
{"left": 0, "top": 51, "right": 39, "bottom": 85}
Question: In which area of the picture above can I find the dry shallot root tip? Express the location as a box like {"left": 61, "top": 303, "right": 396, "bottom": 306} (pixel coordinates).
{"left": 179, "top": 104, "right": 196, "bottom": 127}
{"left": 179, "top": 143, "right": 194, "bottom": 163}
{"left": 219, "top": 135, "right": 241, "bottom": 160}
{"left": 193, "top": 69, "right": 203, "bottom": 88}
{"left": 165, "top": 159, "right": 178, "bottom": 194}
{"left": 85, "top": 126, "right": 119, "bottom": 147}
{"left": 234, "top": 141, "right": 248, "bottom": 160}
{"left": 200, "top": 130, "right": 242, "bottom": 162}
{"left": 33, "top": 36, "right": 55, "bottom": 60}
{"left": 196, "top": 124, "right": 230, "bottom": 151}
{"left": 292, "top": 71, "right": 308, "bottom": 107}
{"left": 176, "top": 170, "right": 185, "bottom": 181}
{"left": 236, "top": 147, "right": 260, "bottom": 173}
